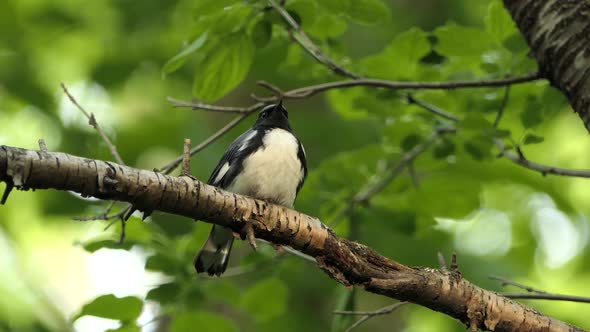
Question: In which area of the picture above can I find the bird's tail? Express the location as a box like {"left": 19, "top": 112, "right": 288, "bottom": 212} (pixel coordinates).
{"left": 194, "top": 225, "right": 234, "bottom": 276}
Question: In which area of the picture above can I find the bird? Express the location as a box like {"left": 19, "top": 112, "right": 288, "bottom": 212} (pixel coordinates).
{"left": 194, "top": 102, "right": 307, "bottom": 276}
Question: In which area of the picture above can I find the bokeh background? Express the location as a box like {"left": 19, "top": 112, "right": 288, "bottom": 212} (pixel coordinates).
{"left": 1, "top": 0, "right": 590, "bottom": 331}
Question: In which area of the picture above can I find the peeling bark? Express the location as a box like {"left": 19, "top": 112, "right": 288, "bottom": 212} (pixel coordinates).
{"left": 503, "top": 0, "right": 590, "bottom": 131}
{"left": 0, "top": 145, "right": 585, "bottom": 332}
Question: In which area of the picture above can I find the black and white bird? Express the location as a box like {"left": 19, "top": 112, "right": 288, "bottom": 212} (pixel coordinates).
{"left": 194, "top": 102, "right": 307, "bottom": 276}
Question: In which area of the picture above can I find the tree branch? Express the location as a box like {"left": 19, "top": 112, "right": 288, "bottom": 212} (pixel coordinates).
{"left": 0, "top": 145, "right": 584, "bottom": 332}
{"left": 406, "top": 95, "right": 590, "bottom": 179}
{"left": 169, "top": 74, "right": 542, "bottom": 112}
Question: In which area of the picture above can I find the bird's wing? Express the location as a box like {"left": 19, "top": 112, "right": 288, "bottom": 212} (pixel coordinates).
{"left": 296, "top": 140, "right": 308, "bottom": 195}
{"left": 207, "top": 128, "right": 263, "bottom": 188}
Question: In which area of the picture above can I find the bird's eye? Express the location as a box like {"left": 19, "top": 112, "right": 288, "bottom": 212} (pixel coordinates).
{"left": 259, "top": 111, "right": 268, "bottom": 119}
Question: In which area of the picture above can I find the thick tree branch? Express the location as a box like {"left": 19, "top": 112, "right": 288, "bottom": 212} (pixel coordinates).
{"left": 0, "top": 145, "right": 584, "bottom": 332}
{"left": 503, "top": 1, "right": 590, "bottom": 132}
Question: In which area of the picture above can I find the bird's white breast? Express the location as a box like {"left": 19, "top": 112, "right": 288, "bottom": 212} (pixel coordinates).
{"left": 228, "top": 128, "right": 303, "bottom": 207}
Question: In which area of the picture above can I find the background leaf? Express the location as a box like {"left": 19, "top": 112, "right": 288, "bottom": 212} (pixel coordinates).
{"left": 193, "top": 33, "right": 254, "bottom": 101}
{"left": 75, "top": 295, "right": 143, "bottom": 322}
{"left": 346, "top": 0, "right": 389, "bottom": 25}
{"left": 162, "top": 33, "right": 208, "bottom": 77}
{"left": 170, "top": 312, "right": 237, "bottom": 332}
{"left": 239, "top": 277, "right": 288, "bottom": 322}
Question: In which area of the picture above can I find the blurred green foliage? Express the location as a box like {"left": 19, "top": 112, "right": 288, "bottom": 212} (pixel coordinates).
{"left": 1, "top": 0, "right": 589, "bottom": 332}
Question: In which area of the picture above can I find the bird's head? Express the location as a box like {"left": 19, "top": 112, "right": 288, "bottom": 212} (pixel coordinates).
{"left": 253, "top": 101, "right": 291, "bottom": 131}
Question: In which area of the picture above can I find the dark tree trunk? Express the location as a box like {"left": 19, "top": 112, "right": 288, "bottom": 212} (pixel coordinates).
{"left": 503, "top": 1, "right": 590, "bottom": 131}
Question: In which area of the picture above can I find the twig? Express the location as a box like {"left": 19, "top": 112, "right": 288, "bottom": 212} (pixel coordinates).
{"left": 169, "top": 74, "right": 540, "bottom": 113}
{"left": 181, "top": 138, "right": 191, "bottom": 177}
{"left": 267, "top": 0, "right": 359, "bottom": 79}
{"left": 491, "top": 276, "right": 590, "bottom": 303}
{"left": 407, "top": 162, "right": 420, "bottom": 188}
{"left": 243, "top": 223, "right": 258, "bottom": 251}
{"left": 160, "top": 113, "right": 252, "bottom": 174}
{"left": 353, "top": 127, "right": 455, "bottom": 205}
{"left": 283, "top": 73, "right": 541, "bottom": 99}
{"left": 490, "top": 275, "right": 547, "bottom": 294}
{"left": 333, "top": 302, "right": 409, "bottom": 332}
{"left": 502, "top": 293, "right": 590, "bottom": 304}
{"left": 501, "top": 147, "right": 590, "bottom": 178}
{"left": 1, "top": 181, "right": 13, "bottom": 205}
{"left": 406, "top": 94, "right": 460, "bottom": 121}
{"left": 409, "top": 94, "right": 590, "bottom": 179}
{"left": 60, "top": 83, "right": 124, "bottom": 165}
{"left": 72, "top": 201, "right": 117, "bottom": 221}
{"left": 38, "top": 139, "right": 48, "bottom": 152}
{"left": 329, "top": 126, "right": 456, "bottom": 226}
{"left": 437, "top": 252, "right": 447, "bottom": 272}
{"left": 61, "top": 83, "right": 130, "bottom": 238}
{"left": 450, "top": 253, "right": 458, "bottom": 272}
{"left": 494, "top": 86, "right": 511, "bottom": 127}
{"left": 167, "top": 97, "right": 263, "bottom": 113}
{"left": 257, "top": 80, "right": 284, "bottom": 96}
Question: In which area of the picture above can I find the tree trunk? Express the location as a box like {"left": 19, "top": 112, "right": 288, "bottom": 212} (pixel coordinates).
{"left": 0, "top": 145, "right": 585, "bottom": 332}
{"left": 503, "top": 0, "right": 590, "bottom": 131}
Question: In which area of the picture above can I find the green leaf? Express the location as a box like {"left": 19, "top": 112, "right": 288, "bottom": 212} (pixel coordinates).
{"left": 401, "top": 134, "right": 423, "bottom": 151}
{"left": 239, "top": 277, "right": 288, "bottom": 322}
{"left": 432, "top": 138, "right": 455, "bottom": 159}
{"left": 145, "top": 253, "right": 182, "bottom": 275}
{"left": 318, "top": 0, "right": 351, "bottom": 14}
{"left": 485, "top": 0, "right": 516, "bottom": 43}
{"left": 285, "top": 0, "right": 318, "bottom": 28}
{"left": 331, "top": 288, "right": 354, "bottom": 332}
{"left": 106, "top": 324, "right": 140, "bottom": 332}
{"left": 170, "top": 312, "right": 237, "bottom": 332}
{"left": 362, "top": 27, "right": 430, "bottom": 79}
{"left": 210, "top": 5, "right": 252, "bottom": 36}
{"left": 307, "top": 14, "right": 348, "bottom": 39}
{"left": 162, "top": 33, "right": 208, "bottom": 77}
{"left": 347, "top": 0, "right": 389, "bottom": 25}
{"left": 502, "top": 32, "right": 528, "bottom": 54}
{"left": 541, "top": 86, "right": 568, "bottom": 118}
{"left": 193, "top": 33, "right": 254, "bottom": 102}
{"left": 327, "top": 88, "right": 370, "bottom": 120}
{"left": 81, "top": 238, "right": 134, "bottom": 253}
{"left": 194, "top": 0, "right": 239, "bottom": 17}
{"left": 358, "top": 203, "right": 417, "bottom": 235}
{"left": 75, "top": 295, "right": 143, "bottom": 322}
{"left": 520, "top": 95, "right": 543, "bottom": 128}
{"left": 407, "top": 172, "right": 482, "bottom": 220}
{"left": 463, "top": 137, "right": 493, "bottom": 161}
{"left": 522, "top": 134, "right": 544, "bottom": 145}
{"left": 460, "top": 114, "right": 493, "bottom": 130}
{"left": 250, "top": 19, "right": 272, "bottom": 48}
{"left": 434, "top": 22, "right": 494, "bottom": 56}
{"left": 146, "top": 282, "right": 182, "bottom": 305}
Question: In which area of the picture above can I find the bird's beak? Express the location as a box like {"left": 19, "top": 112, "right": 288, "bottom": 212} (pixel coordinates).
{"left": 276, "top": 99, "right": 283, "bottom": 110}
